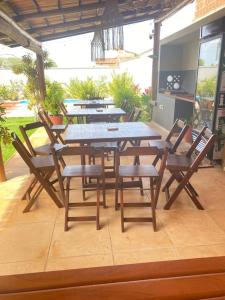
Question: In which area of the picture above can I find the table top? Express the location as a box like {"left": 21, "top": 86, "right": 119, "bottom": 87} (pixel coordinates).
{"left": 64, "top": 122, "right": 161, "bottom": 143}
{"left": 72, "top": 99, "right": 114, "bottom": 106}
{"left": 66, "top": 108, "right": 126, "bottom": 117}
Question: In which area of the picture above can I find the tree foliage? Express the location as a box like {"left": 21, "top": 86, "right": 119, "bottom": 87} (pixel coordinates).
{"left": 11, "top": 51, "right": 56, "bottom": 111}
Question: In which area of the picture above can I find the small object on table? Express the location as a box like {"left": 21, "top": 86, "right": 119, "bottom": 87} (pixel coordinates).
{"left": 107, "top": 127, "right": 118, "bottom": 131}
{"left": 96, "top": 108, "right": 103, "bottom": 112}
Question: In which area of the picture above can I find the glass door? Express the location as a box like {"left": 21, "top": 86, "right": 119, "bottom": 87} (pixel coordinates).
{"left": 194, "top": 37, "right": 222, "bottom": 130}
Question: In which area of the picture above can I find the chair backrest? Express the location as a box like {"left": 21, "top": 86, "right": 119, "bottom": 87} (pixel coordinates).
{"left": 38, "top": 109, "right": 53, "bottom": 127}
{"left": 128, "top": 107, "right": 142, "bottom": 122}
{"left": 121, "top": 100, "right": 128, "bottom": 112}
{"left": 38, "top": 110, "right": 59, "bottom": 144}
{"left": 166, "top": 119, "right": 189, "bottom": 153}
{"left": 190, "top": 129, "right": 216, "bottom": 171}
{"left": 11, "top": 132, "right": 37, "bottom": 172}
{"left": 11, "top": 132, "right": 32, "bottom": 159}
{"left": 186, "top": 127, "right": 207, "bottom": 158}
{"left": 19, "top": 121, "right": 45, "bottom": 156}
{"left": 59, "top": 102, "right": 68, "bottom": 116}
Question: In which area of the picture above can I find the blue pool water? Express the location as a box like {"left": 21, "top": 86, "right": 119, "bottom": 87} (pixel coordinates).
{"left": 20, "top": 99, "right": 78, "bottom": 104}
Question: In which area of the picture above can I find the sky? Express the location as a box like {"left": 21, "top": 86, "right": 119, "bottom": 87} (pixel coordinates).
{"left": 0, "top": 2, "right": 195, "bottom": 68}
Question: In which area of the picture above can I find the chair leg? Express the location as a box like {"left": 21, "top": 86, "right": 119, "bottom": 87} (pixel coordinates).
{"left": 152, "top": 154, "right": 161, "bottom": 167}
{"left": 64, "top": 177, "right": 70, "bottom": 231}
{"left": 150, "top": 178, "right": 157, "bottom": 232}
{"left": 115, "top": 175, "right": 119, "bottom": 210}
{"left": 82, "top": 177, "right": 86, "bottom": 200}
{"left": 96, "top": 178, "right": 100, "bottom": 230}
{"left": 120, "top": 178, "right": 125, "bottom": 232}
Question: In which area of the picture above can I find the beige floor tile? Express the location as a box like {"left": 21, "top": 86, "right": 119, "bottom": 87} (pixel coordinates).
{"left": 49, "top": 221, "right": 112, "bottom": 258}
{"left": 0, "top": 259, "right": 45, "bottom": 276}
{"left": 176, "top": 244, "right": 225, "bottom": 260}
{"left": 113, "top": 247, "right": 177, "bottom": 265}
{"left": 207, "top": 210, "right": 225, "bottom": 232}
{"left": 7, "top": 198, "right": 59, "bottom": 225}
{"left": 109, "top": 214, "right": 173, "bottom": 252}
{"left": 46, "top": 254, "right": 113, "bottom": 271}
{"left": 160, "top": 210, "right": 225, "bottom": 246}
{"left": 0, "top": 222, "right": 54, "bottom": 263}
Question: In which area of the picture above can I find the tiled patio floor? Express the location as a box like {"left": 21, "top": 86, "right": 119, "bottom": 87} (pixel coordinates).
{"left": 1, "top": 123, "right": 225, "bottom": 276}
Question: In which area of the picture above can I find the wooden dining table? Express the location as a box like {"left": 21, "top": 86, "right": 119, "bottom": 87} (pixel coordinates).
{"left": 64, "top": 122, "right": 161, "bottom": 191}
{"left": 64, "top": 122, "right": 161, "bottom": 144}
{"left": 66, "top": 108, "right": 126, "bottom": 123}
{"left": 72, "top": 99, "right": 114, "bottom": 108}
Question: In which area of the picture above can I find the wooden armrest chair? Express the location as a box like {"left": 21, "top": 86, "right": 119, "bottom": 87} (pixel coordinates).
{"left": 59, "top": 102, "right": 74, "bottom": 124}
{"left": 149, "top": 119, "right": 189, "bottom": 166}
{"left": 38, "top": 109, "right": 66, "bottom": 144}
{"left": 162, "top": 127, "right": 216, "bottom": 210}
{"left": 19, "top": 121, "right": 65, "bottom": 158}
{"left": 115, "top": 146, "right": 168, "bottom": 232}
{"left": 11, "top": 132, "right": 63, "bottom": 212}
{"left": 52, "top": 145, "right": 106, "bottom": 231}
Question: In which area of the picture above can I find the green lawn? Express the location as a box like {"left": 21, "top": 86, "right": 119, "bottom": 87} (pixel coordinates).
{"left": 2, "top": 117, "right": 35, "bottom": 162}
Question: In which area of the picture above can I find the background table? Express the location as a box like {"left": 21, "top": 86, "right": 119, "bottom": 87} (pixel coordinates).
{"left": 66, "top": 108, "right": 126, "bottom": 123}
{"left": 72, "top": 99, "right": 114, "bottom": 108}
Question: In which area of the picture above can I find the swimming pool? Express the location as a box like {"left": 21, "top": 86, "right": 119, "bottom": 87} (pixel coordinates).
{"left": 20, "top": 99, "right": 78, "bottom": 104}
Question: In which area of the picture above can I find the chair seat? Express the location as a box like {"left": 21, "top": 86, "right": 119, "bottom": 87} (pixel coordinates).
{"left": 166, "top": 154, "right": 194, "bottom": 171}
{"left": 35, "top": 143, "right": 65, "bottom": 155}
{"left": 149, "top": 140, "right": 173, "bottom": 151}
{"left": 51, "top": 124, "right": 66, "bottom": 132}
{"left": 90, "top": 142, "right": 118, "bottom": 150}
{"left": 62, "top": 165, "right": 103, "bottom": 177}
{"left": 31, "top": 155, "right": 55, "bottom": 170}
{"left": 119, "top": 165, "right": 159, "bottom": 178}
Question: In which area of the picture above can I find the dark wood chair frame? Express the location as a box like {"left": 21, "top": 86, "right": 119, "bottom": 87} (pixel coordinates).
{"left": 38, "top": 109, "right": 66, "bottom": 144}
{"left": 150, "top": 119, "right": 189, "bottom": 166}
{"left": 115, "top": 146, "right": 168, "bottom": 232}
{"left": 11, "top": 132, "right": 63, "bottom": 212}
{"left": 52, "top": 145, "right": 106, "bottom": 230}
{"left": 59, "top": 102, "right": 74, "bottom": 124}
{"left": 162, "top": 127, "right": 216, "bottom": 210}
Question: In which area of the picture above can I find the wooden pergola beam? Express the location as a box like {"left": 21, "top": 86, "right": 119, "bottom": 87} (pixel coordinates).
{"left": 34, "top": 12, "right": 162, "bottom": 42}
{"left": 27, "top": 8, "right": 162, "bottom": 34}
{"left": 0, "top": 9, "right": 42, "bottom": 54}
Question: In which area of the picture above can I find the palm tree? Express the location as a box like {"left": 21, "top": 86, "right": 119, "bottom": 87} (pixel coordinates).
{"left": 12, "top": 50, "right": 56, "bottom": 114}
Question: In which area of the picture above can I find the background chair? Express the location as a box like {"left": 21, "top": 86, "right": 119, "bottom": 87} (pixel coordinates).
{"left": 38, "top": 109, "right": 66, "bottom": 144}
{"left": 149, "top": 119, "right": 189, "bottom": 166}
{"left": 115, "top": 146, "right": 168, "bottom": 232}
{"left": 52, "top": 145, "right": 106, "bottom": 230}
{"left": 163, "top": 128, "right": 216, "bottom": 210}
{"left": 59, "top": 102, "right": 74, "bottom": 124}
{"left": 11, "top": 132, "right": 63, "bottom": 212}
{"left": 20, "top": 121, "right": 64, "bottom": 157}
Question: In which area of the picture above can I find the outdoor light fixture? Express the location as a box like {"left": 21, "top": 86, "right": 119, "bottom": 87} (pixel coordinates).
{"left": 91, "top": 30, "right": 105, "bottom": 62}
{"left": 101, "top": 0, "right": 124, "bottom": 51}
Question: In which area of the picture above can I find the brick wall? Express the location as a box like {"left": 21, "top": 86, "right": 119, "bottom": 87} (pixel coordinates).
{"left": 195, "top": 0, "right": 225, "bottom": 19}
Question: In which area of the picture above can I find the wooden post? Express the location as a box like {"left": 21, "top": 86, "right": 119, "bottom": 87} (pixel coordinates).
{"left": 0, "top": 145, "right": 6, "bottom": 182}
{"left": 151, "top": 21, "right": 161, "bottom": 102}
{"left": 36, "top": 53, "right": 46, "bottom": 102}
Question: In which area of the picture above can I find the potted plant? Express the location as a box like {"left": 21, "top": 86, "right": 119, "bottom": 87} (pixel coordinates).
{"left": 0, "top": 103, "right": 11, "bottom": 182}
{"left": 44, "top": 81, "right": 65, "bottom": 125}
{"left": 183, "top": 117, "right": 194, "bottom": 143}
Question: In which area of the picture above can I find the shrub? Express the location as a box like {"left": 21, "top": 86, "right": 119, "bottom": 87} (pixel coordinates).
{"left": 67, "top": 76, "right": 108, "bottom": 100}
{"left": 108, "top": 72, "right": 141, "bottom": 113}
{"left": 140, "top": 87, "right": 152, "bottom": 122}
{"left": 43, "top": 81, "right": 64, "bottom": 115}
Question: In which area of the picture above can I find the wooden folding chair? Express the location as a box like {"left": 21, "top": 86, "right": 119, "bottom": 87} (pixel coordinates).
{"left": 52, "top": 145, "right": 106, "bottom": 230}
{"left": 149, "top": 119, "right": 189, "bottom": 166}
{"left": 115, "top": 146, "right": 168, "bottom": 232}
{"left": 38, "top": 109, "right": 66, "bottom": 144}
{"left": 20, "top": 121, "right": 64, "bottom": 157}
{"left": 59, "top": 102, "right": 74, "bottom": 124}
{"left": 11, "top": 132, "right": 63, "bottom": 212}
{"left": 162, "top": 128, "right": 216, "bottom": 210}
